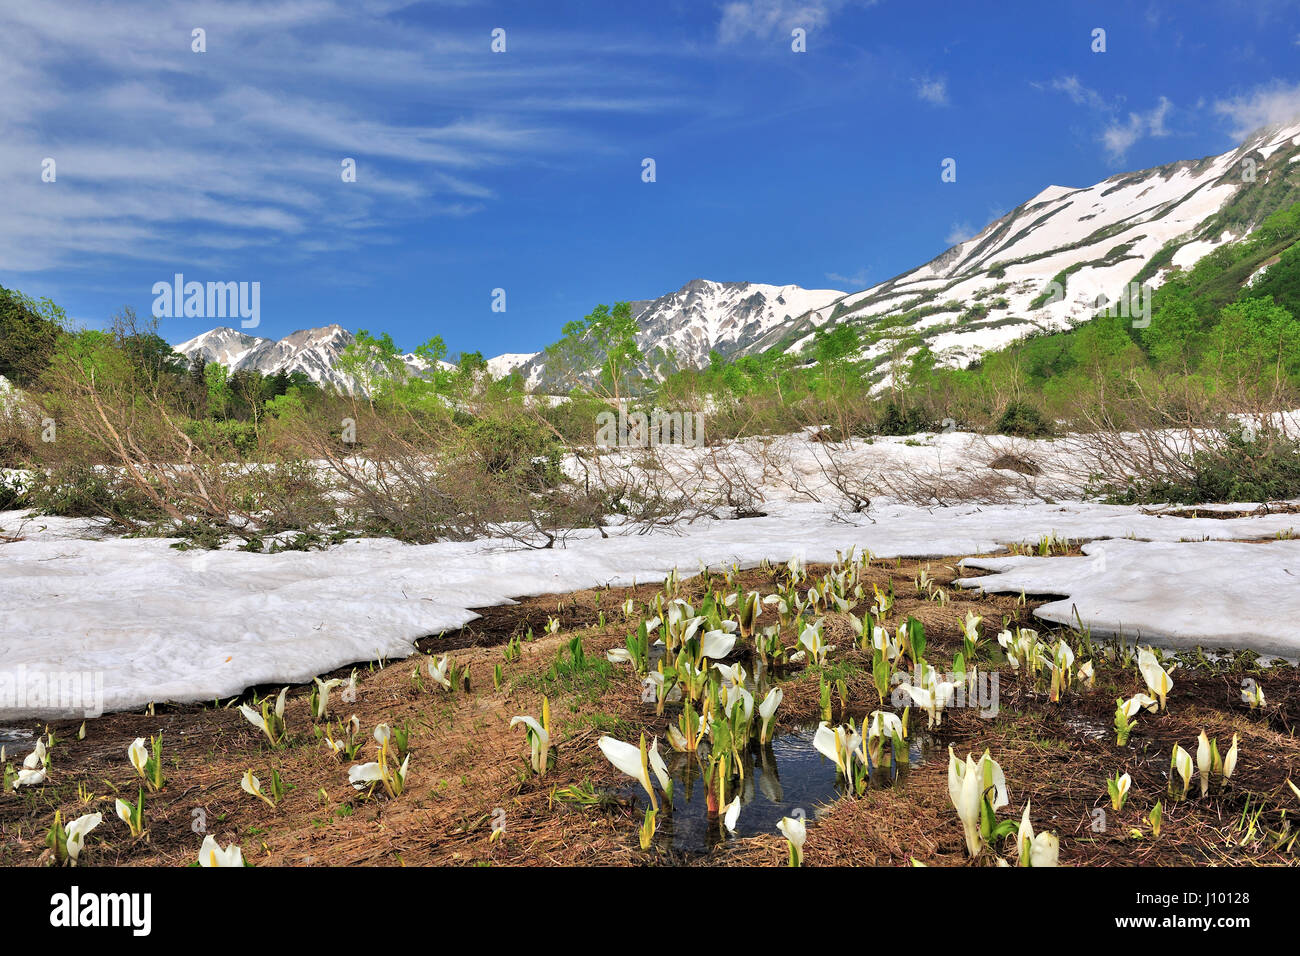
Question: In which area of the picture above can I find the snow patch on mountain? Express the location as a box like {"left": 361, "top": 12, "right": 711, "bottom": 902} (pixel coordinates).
{"left": 792, "top": 121, "right": 1300, "bottom": 380}
{"left": 173, "top": 324, "right": 454, "bottom": 393}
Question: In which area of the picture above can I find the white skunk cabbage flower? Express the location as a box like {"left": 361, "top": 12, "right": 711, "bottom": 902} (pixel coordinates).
{"left": 949, "top": 750, "right": 984, "bottom": 858}
{"left": 900, "top": 681, "right": 956, "bottom": 729}
{"left": 127, "top": 738, "right": 149, "bottom": 778}
{"left": 1242, "top": 682, "right": 1265, "bottom": 708}
{"left": 373, "top": 723, "right": 391, "bottom": 746}
{"left": 312, "top": 677, "right": 345, "bottom": 718}
{"left": 606, "top": 648, "right": 632, "bottom": 664}
{"left": 428, "top": 655, "right": 452, "bottom": 690}
{"left": 1137, "top": 647, "right": 1173, "bottom": 711}
{"left": 777, "top": 815, "right": 806, "bottom": 866}
{"left": 1222, "top": 734, "right": 1239, "bottom": 783}
{"left": 1016, "top": 802, "right": 1033, "bottom": 863}
{"left": 723, "top": 795, "right": 741, "bottom": 834}
{"left": 1110, "top": 772, "right": 1131, "bottom": 810}
{"left": 598, "top": 734, "right": 659, "bottom": 810}
{"left": 758, "top": 687, "right": 783, "bottom": 744}
{"left": 349, "top": 762, "right": 384, "bottom": 790}
{"left": 813, "top": 722, "right": 858, "bottom": 777}
{"left": 65, "top": 812, "right": 102, "bottom": 865}
{"left": 238, "top": 704, "right": 267, "bottom": 732}
{"left": 1171, "top": 743, "right": 1194, "bottom": 799}
{"left": 198, "top": 835, "right": 244, "bottom": 867}
{"left": 1031, "top": 832, "right": 1060, "bottom": 867}
{"left": 798, "top": 624, "right": 826, "bottom": 665}
{"left": 15, "top": 767, "right": 46, "bottom": 788}
{"left": 666, "top": 724, "right": 690, "bottom": 752}
{"left": 948, "top": 746, "right": 1008, "bottom": 858}
{"left": 1077, "top": 660, "right": 1095, "bottom": 689}
{"left": 700, "top": 629, "right": 736, "bottom": 661}
{"left": 866, "top": 710, "right": 904, "bottom": 761}
{"left": 1119, "top": 693, "right": 1159, "bottom": 718}
{"left": 648, "top": 737, "right": 672, "bottom": 798}
{"left": 1197, "top": 731, "right": 1213, "bottom": 798}
{"left": 714, "top": 661, "right": 747, "bottom": 688}
{"left": 872, "top": 626, "right": 899, "bottom": 658}
{"left": 1015, "top": 801, "right": 1059, "bottom": 867}
{"left": 24, "top": 738, "right": 47, "bottom": 770}
{"left": 240, "top": 770, "right": 265, "bottom": 800}
{"left": 506, "top": 707, "right": 548, "bottom": 780}
{"left": 724, "top": 685, "right": 754, "bottom": 722}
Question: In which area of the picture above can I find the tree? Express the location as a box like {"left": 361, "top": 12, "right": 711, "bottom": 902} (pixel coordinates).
{"left": 1210, "top": 296, "right": 1300, "bottom": 400}
{"left": 542, "top": 301, "right": 644, "bottom": 404}
{"left": 338, "top": 329, "right": 408, "bottom": 404}
{"left": 0, "top": 286, "right": 65, "bottom": 385}
{"left": 205, "top": 362, "right": 232, "bottom": 418}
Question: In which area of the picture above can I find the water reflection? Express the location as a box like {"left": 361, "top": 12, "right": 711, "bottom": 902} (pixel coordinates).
{"left": 628, "top": 723, "right": 932, "bottom": 854}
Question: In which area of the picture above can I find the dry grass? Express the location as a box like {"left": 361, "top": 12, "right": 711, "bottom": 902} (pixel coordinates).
{"left": 3, "top": 557, "right": 1297, "bottom": 868}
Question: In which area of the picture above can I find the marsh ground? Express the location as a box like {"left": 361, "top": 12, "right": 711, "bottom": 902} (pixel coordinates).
{"left": 2, "top": 555, "right": 1297, "bottom": 867}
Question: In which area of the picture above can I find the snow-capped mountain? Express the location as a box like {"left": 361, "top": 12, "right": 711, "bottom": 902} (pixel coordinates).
{"left": 756, "top": 121, "right": 1300, "bottom": 377}
{"left": 512, "top": 279, "right": 845, "bottom": 388}
{"left": 485, "top": 352, "right": 539, "bottom": 379}
{"left": 173, "top": 324, "right": 448, "bottom": 392}
{"left": 175, "top": 122, "right": 1300, "bottom": 392}
{"left": 632, "top": 279, "right": 844, "bottom": 367}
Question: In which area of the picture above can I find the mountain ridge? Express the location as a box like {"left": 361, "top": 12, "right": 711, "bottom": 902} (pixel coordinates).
{"left": 173, "top": 121, "right": 1300, "bottom": 392}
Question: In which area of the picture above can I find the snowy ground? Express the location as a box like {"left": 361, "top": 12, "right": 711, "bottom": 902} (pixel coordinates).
{"left": 2, "top": 487, "right": 1298, "bottom": 717}
{"left": 957, "top": 538, "right": 1300, "bottom": 657}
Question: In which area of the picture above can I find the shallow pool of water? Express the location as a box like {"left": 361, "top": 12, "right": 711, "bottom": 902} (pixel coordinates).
{"left": 627, "top": 723, "right": 931, "bottom": 854}
{"left": 0, "top": 728, "right": 34, "bottom": 758}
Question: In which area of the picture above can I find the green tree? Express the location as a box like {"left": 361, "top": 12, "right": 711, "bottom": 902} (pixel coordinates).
{"left": 543, "top": 302, "right": 643, "bottom": 403}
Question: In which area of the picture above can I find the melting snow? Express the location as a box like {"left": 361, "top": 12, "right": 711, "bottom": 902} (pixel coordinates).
{"left": 2, "top": 492, "right": 1298, "bottom": 716}
{"left": 956, "top": 538, "right": 1300, "bottom": 656}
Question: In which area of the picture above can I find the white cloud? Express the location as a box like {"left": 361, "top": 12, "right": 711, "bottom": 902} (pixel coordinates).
{"left": 944, "top": 222, "right": 974, "bottom": 246}
{"left": 826, "top": 268, "right": 870, "bottom": 287}
{"left": 1050, "top": 75, "right": 1108, "bottom": 112}
{"left": 718, "top": 0, "right": 859, "bottom": 44}
{"left": 0, "top": 0, "right": 691, "bottom": 276}
{"left": 1043, "top": 77, "right": 1173, "bottom": 164}
{"left": 1213, "top": 81, "right": 1300, "bottom": 139}
{"left": 1102, "top": 97, "right": 1172, "bottom": 163}
{"left": 916, "top": 75, "right": 948, "bottom": 107}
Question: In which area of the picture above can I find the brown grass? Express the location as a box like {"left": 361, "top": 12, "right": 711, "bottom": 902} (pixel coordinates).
{"left": 2, "top": 557, "right": 1297, "bottom": 867}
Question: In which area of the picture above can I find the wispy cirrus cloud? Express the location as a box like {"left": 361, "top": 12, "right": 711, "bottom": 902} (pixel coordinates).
{"left": 1040, "top": 76, "right": 1173, "bottom": 163}
{"left": 944, "top": 222, "right": 975, "bottom": 246}
{"left": 916, "top": 75, "right": 949, "bottom": 106}
{"left": 1213, "top": 80, "right": 1300, "bottom": 138}
{"left": 1101, "top": 96, "right": 1173, "bottom": 163}
{"left": 717, "top": 0, "right": 870, "bottom": 44}
{"left": 0, "top": 0, "right": 693, "bottom": 275}
{"left": 826, "top": 266, "right": 871, "bottom": 287}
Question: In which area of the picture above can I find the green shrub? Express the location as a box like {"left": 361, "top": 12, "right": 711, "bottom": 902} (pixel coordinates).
{"left": 182, "top": 418, "right": 260, "bottom": 456}
{"left": 993, "top": 401, "right": 1054, "bottom": 437}
{"left": 1098, "top": 426, "right": 1300, "bottom": 504}
{"left": 464, "top": 415, "right": 562, "bottom": 484}
{"left": 0, "top": 471, "right": 28, "bottom": 510}
{"left": 875, "top": 401, "right": 931, "bottom": 436}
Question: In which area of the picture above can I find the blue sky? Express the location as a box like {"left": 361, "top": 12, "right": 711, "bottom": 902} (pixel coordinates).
{"left": 3, "top": 0, "right": 1300, "bottom": 358}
